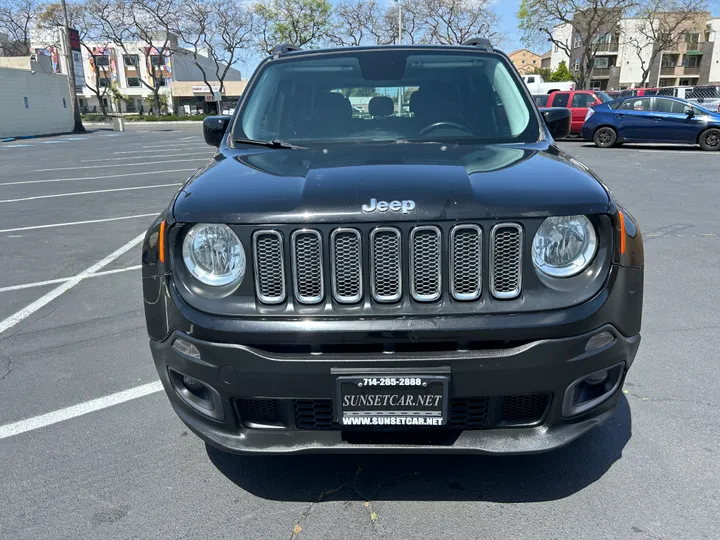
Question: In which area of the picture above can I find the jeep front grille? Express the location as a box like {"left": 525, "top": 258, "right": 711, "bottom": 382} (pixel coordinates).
{"left": 253, "top": 230, "right": 286, "bottom": 304}
{"left": 489, "top": 223, "right": 523, "bottom": 299}
{"left": 252, "top": 223, "right": 524, "bottom": 306}
{"left": 291, "top": 229, "right": 324, "bottom": 304}
{"left": 370, "top": 227, "right": 402, "bottom": 302}
{"left": 331, "top": 228, "right": 363, "bottom": 303}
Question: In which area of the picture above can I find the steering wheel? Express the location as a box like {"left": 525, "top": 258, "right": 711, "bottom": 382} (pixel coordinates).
{"left": 419, "top": 121, "right": 473, "bottom": 136}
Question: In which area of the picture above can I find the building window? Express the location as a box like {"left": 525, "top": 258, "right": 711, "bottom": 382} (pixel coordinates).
{"left": 127, "top": 77, "right": 141, "bottom": 87}
{"left": 574, "top": 58, "right": 580, "bottom": 72}
{"left": 123, "top": 54, "right": 140, "bottom": 67}
{"left": 150, "top": 55, "right": 166, "bottom": 67}
{"left": 554, "top": 43, "right": 559, "bottom": 52}
{"left": 532, "top": 60, "right": 536, "bottom": 64}
{"left": 157, "top": 77, "right": 168, "bottom": 87}
{"left": 98, "top": 77, "right": 110, "bottom": 87}
{"left": 573, "top": 36, "right": 582, "bottom": 48}
{"left": 662, "top": 56, "right": 677, "bottom": 68}
{"left": 679, "top": 78, "right": 692, "bottom": 86}
{"left": 594, "top": 57, "right": 609, "bottom": 68}
{"left": 683, "top": 55, "right": 701, "bottom": 67}
{"left": 93, "top": 55, "right": 110, "bottom": 66}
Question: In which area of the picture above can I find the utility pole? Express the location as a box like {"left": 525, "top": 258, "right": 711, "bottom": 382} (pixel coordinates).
{"left": 60, "top": 0, "right": 85, "bottom": 133}
{"left": 396, "top": 0, "right": 403, "bottom": 116}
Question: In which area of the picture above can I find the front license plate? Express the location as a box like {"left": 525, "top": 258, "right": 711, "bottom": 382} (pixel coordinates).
{"left": 336, "top": 375, "right": 449, "bottom": 427}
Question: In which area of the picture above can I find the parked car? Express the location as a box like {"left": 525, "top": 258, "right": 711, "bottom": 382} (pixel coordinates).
{"left": 531, "top": 93, "right": 549, "bottom": 107}
{"left": 582, "top": 96, "right": 720, "bottom": 150}
{"left": 521, "top": 74, "right": 574, "bottom": 94}
{"left": 546, "top": 90, "right": 614, "bottom": 134}
{"left": 143, "top": 39, "right": 643, "bottom": 456}
{"left": 686, "top": 85, "right": 720, "bottom": 113}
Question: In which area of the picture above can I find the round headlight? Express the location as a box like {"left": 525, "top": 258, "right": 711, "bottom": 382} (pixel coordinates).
{"left": 182, "top": 224, "right": 246, "bottom": 287}
{"left": 532, "top": 215, "right": 597, "bottom": 278}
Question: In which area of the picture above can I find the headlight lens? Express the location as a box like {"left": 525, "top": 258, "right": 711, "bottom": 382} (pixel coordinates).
{"left": 182, "top": 224, "right": 246, "bottom": 287}
{"left": 532, "top": 215, "right": 598, "bottom": 278}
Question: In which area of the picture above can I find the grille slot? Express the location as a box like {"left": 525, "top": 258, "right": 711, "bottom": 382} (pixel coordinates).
{"left": 410, "top": 226, "right": 441, "bottom": 302}
{"left": 253, "top": 231, "right": 286, "bottom": 304}
{"left": 501, "top": 394, "right": 549, "bottom": 425}
{"left": 236, "top": 398, "right": 282, "bottom": 425}
{"left": 331, "top": 228, "right": 363, "bottom": 303}
{"left": 294, "top": 399, "right": 334, "bottom": 430}
{"left": 370, "top": 227, "right": 402, "bottom": 303}
{"left": 450, "top": 225, "right": 482, "bottom": 301}
{"left": 291, "top": 229, "right": 324, "bottom": 304}
{"left": 490, "top": 223, "right": 523, "bottom": 299}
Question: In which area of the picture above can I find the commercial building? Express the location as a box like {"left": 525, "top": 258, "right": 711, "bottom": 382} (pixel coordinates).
{"left": 508, "top": 49, "right": 544, "bottom": 75}
{"left": 0, "top": 54, "right": 73, "bottom": 138}
{"left": 549, "top": 12, "right": 720, "bottom": 89}
{"left": 31, "top": 31, "right": 246, "bottom": 114}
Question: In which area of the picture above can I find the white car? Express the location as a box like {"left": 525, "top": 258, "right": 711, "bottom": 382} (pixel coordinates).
{"left": 521, "top": 75, "right": 574, "bottom": 95}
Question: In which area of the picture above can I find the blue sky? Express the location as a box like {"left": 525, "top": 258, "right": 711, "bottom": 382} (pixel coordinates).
{"left": 493, "top": 0, "right": 524, "bottom": 53}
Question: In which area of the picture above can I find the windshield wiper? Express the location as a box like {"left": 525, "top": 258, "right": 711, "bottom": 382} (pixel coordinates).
{"left": 234, "top": 138, "right": 306, "bottom": 149}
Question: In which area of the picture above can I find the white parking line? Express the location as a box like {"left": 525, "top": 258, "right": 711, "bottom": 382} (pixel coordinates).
{"left": 34, "top": 157, "right": 209, "bottom": 172}
{"left": 80, "top": 152, "right": 212, "bottom": 163}
{"left": 0, "top": 213, "right": 158, "bottom": 234}
{"left": 0, "top": 183, "right": 181, "bottom": 204}
{"left": 0, "top": 168, "right": 196, "bottom": 187}
{"left": 0, "top": 144, "right": 34, "bottom": 148}
{"left": 130, "top": 142, "right": 207, "bottom": 150}
{"left": 37, "top": 140, "right": 68, "bottom": 144}
{"left": 0, "top": 232, "right": 145, "bottom": 335}
{"left": 0, "top": 381, "right": 163, "bottom": 440}
{"left": 112, "top": 147, "right": 206, "bottom": 155}
{"left": 0, "top": 265, "right": 142, "bottom": 293}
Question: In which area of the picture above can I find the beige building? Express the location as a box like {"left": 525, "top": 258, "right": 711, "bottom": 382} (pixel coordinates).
{"left": 508, "top": 49, "right": 543, "bottom": 74}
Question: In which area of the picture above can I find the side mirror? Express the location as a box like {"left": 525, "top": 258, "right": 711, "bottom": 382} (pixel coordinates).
{"left": 203, "top": 115, "right": 231, "bottom": 147}
{"left": 541, "top": 107, "right": 572, "bottom": 140}
{"left": 685, "top": 108, "right": 695, "bottom": 118}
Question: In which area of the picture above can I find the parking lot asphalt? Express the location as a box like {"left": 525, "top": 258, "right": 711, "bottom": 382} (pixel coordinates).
{"left": 1, "top": 129, "right": 719, "bottom": 539}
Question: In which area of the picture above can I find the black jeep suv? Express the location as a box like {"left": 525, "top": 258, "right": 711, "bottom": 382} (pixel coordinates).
{"left": 142, "top": 40, "right": 643, "bottom": 454}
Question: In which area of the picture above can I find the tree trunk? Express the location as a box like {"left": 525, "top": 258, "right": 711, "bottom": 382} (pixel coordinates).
{"left": 154, "top": 91, "right": 162, "bottom": 116}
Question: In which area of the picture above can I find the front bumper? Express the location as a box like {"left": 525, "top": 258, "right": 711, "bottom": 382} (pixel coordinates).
{"left": 150, "top": 324, "right": 640, "bottom": 455}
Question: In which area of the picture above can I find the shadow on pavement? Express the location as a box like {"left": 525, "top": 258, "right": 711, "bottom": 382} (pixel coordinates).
{"left": 207, "top": 396, "right": 631, "bottom": 503}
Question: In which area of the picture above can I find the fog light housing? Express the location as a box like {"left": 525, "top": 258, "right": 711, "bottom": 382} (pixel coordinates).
{"left": 168, "top": 368, "right": 224, "bottom": 421}
{"left": 562, "top": 362, "right": 625, "bottom": 417}
{"left": 585, "top": 331, "right": 615, "bottom": 353}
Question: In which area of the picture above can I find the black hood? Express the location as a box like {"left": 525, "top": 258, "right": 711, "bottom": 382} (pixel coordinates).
{"left": 172, "top": 143, "right": 610, "bottom": 224}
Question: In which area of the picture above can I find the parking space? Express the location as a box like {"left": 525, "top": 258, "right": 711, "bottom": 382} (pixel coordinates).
{"left": 1, "top": 128, "right": 719, "bottom": 539}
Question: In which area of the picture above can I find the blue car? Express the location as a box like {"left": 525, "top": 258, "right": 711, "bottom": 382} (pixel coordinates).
{"left": 581, "top": 95, "right": 720, "bottom": 151}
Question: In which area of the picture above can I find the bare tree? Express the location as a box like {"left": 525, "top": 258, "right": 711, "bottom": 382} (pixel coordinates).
{"left": 383, "top": 1, "right": 425, "bottom": 44}
{"left": 519, "top": 0, "right": 638, "bottom": 89}
{"left": 326, "top": 0, "right": 389, "bottom": 46}
{"left": 420, "top": 0, "right": 504, "bottom": 46}
{"left": 178, "top": 0, "right": 254, "bottom": 111}
{"left": 0, "top": 0, "right": 40, "bottom": 56}
{"left": 252, "top": 0, "right": 332, "bottom": 54}
{"left": 624, "top": 0, "right": 709, "bottom": 87}
{"left": 38, "top": 2, "right": 117, "bottom": 116}
{"left": 88, "top": 0, "right": 180, "bottom": 115}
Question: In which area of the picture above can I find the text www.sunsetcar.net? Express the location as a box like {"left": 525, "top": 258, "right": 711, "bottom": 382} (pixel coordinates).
{"left": 342, "top": 417, "right": 444, "bottom": 426}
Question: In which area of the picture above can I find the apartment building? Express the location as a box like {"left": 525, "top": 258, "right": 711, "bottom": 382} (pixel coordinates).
{"left": 550, "top": 12, "right": 720, "bottom": 90}
{"left": 508, "top": 49, "right": 544, "bottom": 74}
{"left": 31, "top": 30, "right": 246, "bottom": 114}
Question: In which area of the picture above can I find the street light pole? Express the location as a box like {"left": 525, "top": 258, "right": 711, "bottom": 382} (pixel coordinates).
{"left": 60, "top": 0, "right": 85, "bottom": 133}
{"left": 396, "top": 0, "right": 403, "bottom": 116}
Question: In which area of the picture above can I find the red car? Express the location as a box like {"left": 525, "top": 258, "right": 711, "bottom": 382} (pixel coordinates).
{"left": 547, "top": 90, "right": 614, "bottom": 134}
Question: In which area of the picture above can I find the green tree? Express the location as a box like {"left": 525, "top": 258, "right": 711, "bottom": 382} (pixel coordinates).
{"left": 529, "top": 66, "right": 553, "bottom": 80}
{"left": 550, "top": 60, "right": 574, "bottom": 82}
{"left": 253, "top": 0, "right": 332, "bottom": 54}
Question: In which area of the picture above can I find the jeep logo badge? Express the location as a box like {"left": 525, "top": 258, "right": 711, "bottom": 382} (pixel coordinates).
{"left": 362, "top": 198, "right": 416, "bottom": 214}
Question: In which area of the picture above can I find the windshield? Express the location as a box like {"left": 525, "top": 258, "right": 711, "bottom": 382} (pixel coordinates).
{"left": 596, "top": 91, "right": 613, "bottom": 103}
{"left": 236, "top": 49, "right": 538, "bottom": 145}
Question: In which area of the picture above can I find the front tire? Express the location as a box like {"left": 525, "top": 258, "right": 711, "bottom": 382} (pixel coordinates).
{"left": 593, "top": 127, "right": 617, "bottom": 148}
{"left": 699, "top": 128, "right": 720, "bottom": 151}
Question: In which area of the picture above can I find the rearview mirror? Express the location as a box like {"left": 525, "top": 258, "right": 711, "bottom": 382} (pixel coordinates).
{"left": 684, "top": 108, "right": 695, "bottom": 118}
{"left": 203, "top": 115, "right": 232, "bottom": 147}
{"left": 541, "top": 107, "right": 572, "bottom": 140}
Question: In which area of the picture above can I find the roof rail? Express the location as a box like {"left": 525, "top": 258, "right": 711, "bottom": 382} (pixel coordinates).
{"left": 272, "top": 43, "right": 302, "bottom": 58}
{"left": 461, "top": 37, "right": 493, "bottom": 52}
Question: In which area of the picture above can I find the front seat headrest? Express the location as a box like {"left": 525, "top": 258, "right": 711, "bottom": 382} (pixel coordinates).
{"left": 368, "top": 96, "right": 394, "bottom": 117}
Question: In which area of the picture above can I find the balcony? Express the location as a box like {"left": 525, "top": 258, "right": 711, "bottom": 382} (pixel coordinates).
{"left": 591, "top": 67, "right": 611, "bottom": 78}
{"left": 683, "top": 66, "right": 701, "bottom": 75}
{"left": 595, "top": 42, "right": 619, "bottom": 53}
{"left": 660, "top": 66, "right": 676, "bottom": 75}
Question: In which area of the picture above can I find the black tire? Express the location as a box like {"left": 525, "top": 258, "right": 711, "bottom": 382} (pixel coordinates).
{"left": 699, "top": 128, "right": 720, "bottom": 151}
{"left": 593, "top": 127, "right": 617, "bottom": 148}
